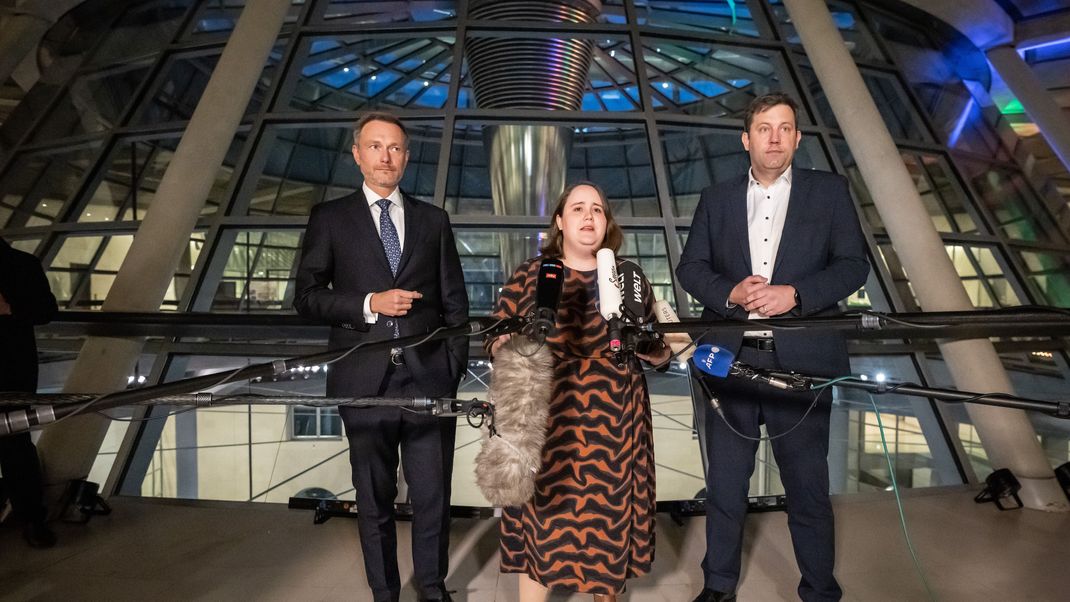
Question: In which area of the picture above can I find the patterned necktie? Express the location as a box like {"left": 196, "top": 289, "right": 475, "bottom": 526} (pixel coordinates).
{"left": 376, "top": 199, "right": 401, "bottom": 275}
{"left": 376, "top": 198, "right": 401, "bottom": 338}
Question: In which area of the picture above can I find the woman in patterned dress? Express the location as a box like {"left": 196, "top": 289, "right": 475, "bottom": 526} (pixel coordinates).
{"left": 487, "top": 182, "right": 671, "bottom": 601}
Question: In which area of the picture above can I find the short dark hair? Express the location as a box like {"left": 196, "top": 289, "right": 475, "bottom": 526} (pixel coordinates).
{"left": 540, "top": 181, "right": 623, "bottom": 258}
{"left": 352, "top": 111, "right": 409, "bottom": 147}
{"left": 743, "top": 93, "right": 799, "bottom": 131}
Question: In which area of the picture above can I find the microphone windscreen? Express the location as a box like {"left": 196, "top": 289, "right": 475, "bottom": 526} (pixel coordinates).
{"left": 692, "top": 343, "right": 735, "bottom": 378}
{"left": 618, "top": 259, "right": 647, "bottom": 320}
{"left": 535, "top": 258, "right": 565, "bottom": 316}
{"left": 654, "top": 300, "right": 694, "bottom": 361}
{"left": 596, "top": 248, "right": 622, "bottom": 321}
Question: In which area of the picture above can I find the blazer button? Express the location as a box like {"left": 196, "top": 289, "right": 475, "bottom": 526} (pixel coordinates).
{"left": 386, "top": 320, "right": 394, "bottom": 328}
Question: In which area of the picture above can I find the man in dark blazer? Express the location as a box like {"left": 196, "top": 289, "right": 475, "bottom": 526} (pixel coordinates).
{"left": 294, "top": 112, "right": 468, "bottom": 602}
{"left": 677, "top": 93, "right": 869, "bottom": 602}
{"left": 0, "top": 236, "right": 59, "bottom": 548}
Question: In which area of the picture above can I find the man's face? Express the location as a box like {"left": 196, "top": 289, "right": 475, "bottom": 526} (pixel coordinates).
{"left": 352, "top": 119, "right": 409, "bottom": 195}
{"left": 742, "top": 103, "right": 801, "bottom": 177}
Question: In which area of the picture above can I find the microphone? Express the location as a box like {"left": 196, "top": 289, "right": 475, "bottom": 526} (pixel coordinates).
{"left": 691, "top": 344, "right": 806, "bottom": 391}
{"left": 618, "top": 259, "right": 647, "bottom": 324}
{"left": 653, "top": 300, "right": 694, "bottom": 361}
{"left": 596, "top": 248, "right": 624, "bottom": 352}
{"left": 532, "top": 258, "right": 564, "bottom": 343}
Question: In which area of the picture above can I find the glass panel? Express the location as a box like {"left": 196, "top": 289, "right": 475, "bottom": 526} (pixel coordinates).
{"left": 634, "top": 0, "right": 763, "bottom": 38}
{"left": 79, "top": 135, "right": 244, "bottom": 223}
{"left": 865, "top": 10, "right": 1012, "bottom": 161}
{"left": 246, "top": 122, "right": 441, "bottom": 216}
{"left": 835, "top": 142, "right": 978, "bottom": 234}
{"left": 831, "top": 355, "right": 963, "bottom": 492}
{"left": 47, "top": 233, "right": 203, "bottom": 310}
{"left": 285, "top": 35, "right": 456, "bottom": 112}
{"left": 638, "top": 39, "right": 795, "bottom": 117}
{"left": 956, "top": 159, "right": 1061, "bottom": 244}
{"left": 880, "top": 243, "right": 1020, "bottom": 310}
{"left": 31, "top": 61, "right": 154, "bottom": 143}
{"left": 8, "top": 238, "right": 41, "bottom": 254}
{"left": 926, "top": 352, "right": 1070, "bottom": 479}
{"left": 317, "top": 0, "right": 457, "bottom": 23}
{"left": 662, "top": 128, "right": 829, "bottom": 217}
{"left": 211, "top": 231, "right": 302, "bottom": 312}
{"left": 183, "top": 0, "right": 303, "bottom": 39}
{"left": 134, "top": 45, "right": 284, "bottom": 125}
{"left": 803, "top": 66, "right": 932, "bottom": 143}
{"left": 88, "top": 0, "right": 193, "bottom": 66}
{"left": 0, "top": 144, "right": 103, "bottom": 228}
{"left": 445, "top": 123, "right": 658, "bottom": 217}
{"left": 768, "top": 0, "right": 887, "bottom": 63}
{"left": 457, "top": 228, "right": 673, "bottom": 315}
{"left": 1017, "top": 250, "right": 1070, "bottom": 308}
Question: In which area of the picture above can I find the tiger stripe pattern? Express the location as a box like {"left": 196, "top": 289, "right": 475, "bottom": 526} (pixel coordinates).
{"left": 488, "top": 257, "right": 656, "bottom": 595}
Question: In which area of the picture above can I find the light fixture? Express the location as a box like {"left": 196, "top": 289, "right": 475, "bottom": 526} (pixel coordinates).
{"left": 974, "top": 468, "right": 1023, "bottom": 510}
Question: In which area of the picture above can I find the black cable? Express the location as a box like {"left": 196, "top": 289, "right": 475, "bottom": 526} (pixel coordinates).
{"left": 696, "top": 376, "right": 824, "bottom": 442}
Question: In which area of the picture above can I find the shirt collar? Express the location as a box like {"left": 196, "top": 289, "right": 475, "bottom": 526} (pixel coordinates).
{"left": 363, "top": 183, "right": 403, "bottom": 208}
{"left": 748, "top": 165, "right": 793, "bottom": 189}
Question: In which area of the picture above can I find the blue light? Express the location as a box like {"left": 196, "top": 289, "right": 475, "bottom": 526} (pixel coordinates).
{"left": 947, "top": 98, "right": 974, "bottom": 148}
{"left": 1017, "top": 35, "right": 1070, "bottom": 54}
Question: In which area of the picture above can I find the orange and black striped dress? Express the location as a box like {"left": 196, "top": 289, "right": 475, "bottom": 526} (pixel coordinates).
{"left": 490, "top": 257, "right": 656, "bottom": 595}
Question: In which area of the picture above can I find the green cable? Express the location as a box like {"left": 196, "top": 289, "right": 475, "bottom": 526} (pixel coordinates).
{"left": 867, "top": 392, "right": 938, "bottom": 602}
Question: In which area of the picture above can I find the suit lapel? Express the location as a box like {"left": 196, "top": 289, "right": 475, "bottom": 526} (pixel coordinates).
{"left": 772, "top": 168, "right": 811, "bottom": 279}
{"left": 347, "top": 190, "right": 394, "bottom": 277}
{"left": 729, "top": 175, "right": 751, "bottom": 272}
{"left": 394, "top": 193, "right": 421, "bottom": 277}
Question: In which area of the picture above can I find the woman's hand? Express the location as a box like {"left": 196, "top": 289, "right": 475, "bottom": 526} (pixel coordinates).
{"left": 488, "top": 334, "right": 511, "bottom": 357}
{"left": 636, "top": 342, "right": 672, "bottom": 367}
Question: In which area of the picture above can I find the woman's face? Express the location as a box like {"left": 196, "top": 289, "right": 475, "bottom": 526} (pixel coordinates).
{"left": 555, "top": 184, "right": 608, "bottom": 257}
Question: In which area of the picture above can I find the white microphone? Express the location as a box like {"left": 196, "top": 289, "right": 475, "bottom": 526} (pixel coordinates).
{"left": 653, "top": 300, "right": 695, "bottom": 361}
{"left": 596, "top": 248, "right": 624, "bottom": 352}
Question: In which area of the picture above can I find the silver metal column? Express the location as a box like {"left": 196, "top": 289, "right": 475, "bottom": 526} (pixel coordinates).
{"left": 465, "top": 0, "right": 601, "bottom": 272}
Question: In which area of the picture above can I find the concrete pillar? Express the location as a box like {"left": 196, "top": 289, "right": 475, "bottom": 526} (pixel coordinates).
{"left": 0, "top": 12, "right": 50, "bottom": 87}
{"left": 783, "top": 0, "right": 1067, "bottom": 511}
{"left": 36, "top": 1, "right": 292, "bottom": 509}
{"left": 986, "top": 45, "right": 1070, "bottom": 174}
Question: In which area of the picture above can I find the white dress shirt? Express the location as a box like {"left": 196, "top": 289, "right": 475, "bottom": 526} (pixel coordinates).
{"left": 362, "top": 183, "right": 405, "bottom": 323}
{"left": 744, "top": 166, "right": 792, "bottom": 337}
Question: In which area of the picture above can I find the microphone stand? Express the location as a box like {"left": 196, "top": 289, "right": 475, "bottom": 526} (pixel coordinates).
{"left": 758, "top": 370, "right": 1070, "bottom": 419}
{"left": 649, "top": 307, "right": 1070, "bottom": 340}
{"left": 0, "top": 316, "right": 526, "bottom": 436}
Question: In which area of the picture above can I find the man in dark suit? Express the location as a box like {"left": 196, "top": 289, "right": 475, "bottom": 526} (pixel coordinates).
{"left": 677, "top": 93, "right": 869, "bottom": 602}
{"left": 0, "top": 236, "right": 59, "bottom": 548}
{"left": 294, "top": 112, "right": 469, "bottom": 602}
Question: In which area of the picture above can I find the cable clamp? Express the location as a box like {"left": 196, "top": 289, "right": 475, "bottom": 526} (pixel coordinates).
{"left": 860, "top": 313, "right": 882, "bottom": 330}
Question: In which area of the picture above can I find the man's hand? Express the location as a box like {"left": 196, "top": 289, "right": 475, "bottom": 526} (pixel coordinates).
{"left": 637, "top": 342, "right": 672, "bottom": 367}
{"left": 728, "top": 275, "right": 768, "bottom": 307}
{"left": 744, "top": 284, "right": 796, "bottom": 317}
{"left": 370, "top": 289, "right": 423, "bottom": 317}
{"left": 0, "top": 291, "right": 10, "bottom": 315}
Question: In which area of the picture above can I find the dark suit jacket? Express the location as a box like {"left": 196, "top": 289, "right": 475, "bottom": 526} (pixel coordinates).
{"left": 293, "top": 190, "right": 469, "bottom": 398}
{"left": 677, "top": 168, "right": 869, "bottom": 378}
{"left": 0, "top": 238, "right": 58, "bottom": 393}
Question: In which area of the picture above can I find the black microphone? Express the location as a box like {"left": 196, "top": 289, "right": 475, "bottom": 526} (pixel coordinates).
{"left": 617, "top": 259, "right": 647, "bottom": 325}
{"left": 532, "top": 258, "right": 564, "bottom": 344}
